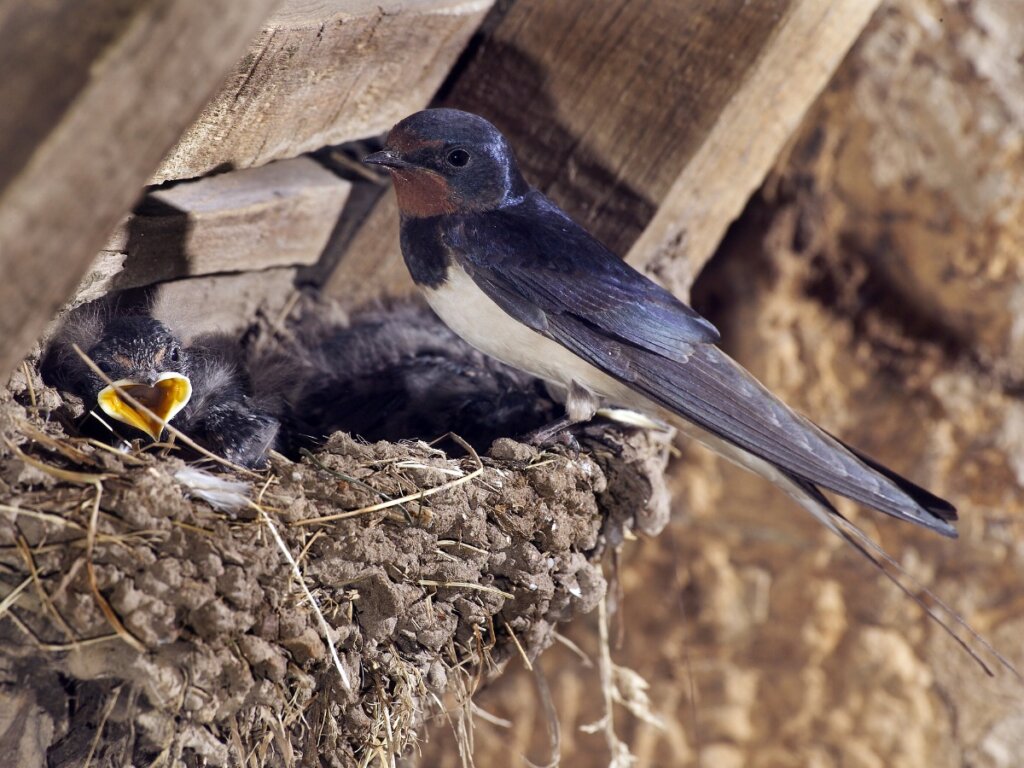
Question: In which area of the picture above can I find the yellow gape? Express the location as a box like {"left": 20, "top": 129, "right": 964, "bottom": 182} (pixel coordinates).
{"left": 97, "top": 372, "right": 193, "bottom": 441}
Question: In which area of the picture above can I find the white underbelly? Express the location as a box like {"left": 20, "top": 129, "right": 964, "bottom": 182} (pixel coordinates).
{"left": 421, "top": 264, "right": 825, "bottom": 515}
{"left": 421, "top": 263, "right": 631, "bottom": 401}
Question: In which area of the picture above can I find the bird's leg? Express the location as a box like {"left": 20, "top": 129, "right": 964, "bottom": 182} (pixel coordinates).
{"left": 523, "top": 380, "right": 599, "bottom": 450}
{"left": 524, "top": 414, "right": 582, "bottom": 448}
{"left": 185, "top": 400, "right": 280, "bottom": 468}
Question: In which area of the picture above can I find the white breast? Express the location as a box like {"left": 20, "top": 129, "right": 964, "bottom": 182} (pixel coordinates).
{"left": 422, "top": 264, "right": 808, "bottom": 499}
{"left": 421, "top": 263, "right": 629, "bottom": 401}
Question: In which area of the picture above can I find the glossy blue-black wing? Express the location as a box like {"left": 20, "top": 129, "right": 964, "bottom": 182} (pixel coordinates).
{"left": 547, "top": 312, "right": 958, "bottom": 538}
{"left": 448, "top": 191, "right": 957, "bottom": 538}
{"left": 451, "top": 191, "right": 719, "bottom": 358}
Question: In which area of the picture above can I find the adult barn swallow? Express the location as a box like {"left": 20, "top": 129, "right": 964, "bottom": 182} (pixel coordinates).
{"left": 364, "top": 108, "right": 958, "bottom": 539}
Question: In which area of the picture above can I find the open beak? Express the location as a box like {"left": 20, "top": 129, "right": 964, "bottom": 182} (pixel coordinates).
{"left": 97, "top": 372, "right": 192, "bottom": 442}
{"left": 363, "top": 149, "right": 413, "bottom": 170}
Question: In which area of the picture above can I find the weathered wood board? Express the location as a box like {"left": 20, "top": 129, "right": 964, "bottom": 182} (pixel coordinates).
{"left": 72, "top": 158, "right": 350, "bottom": 306}
{"left": 323, "top": 188, "right": 414, "bottom": 304}
{"left": 153, "top": 0, "right": 494, "bottom": 183}
{"left": 326, "top": 0, "right": 882, "bottom": 306}
{"left": 0, "top": 0, "right": 282, "bottom": 380}
{"left": 624, "top": 0, "right": 884, "bottom": 292}
{"left": 150, "top": 268, "right": 299, "bottom": 342}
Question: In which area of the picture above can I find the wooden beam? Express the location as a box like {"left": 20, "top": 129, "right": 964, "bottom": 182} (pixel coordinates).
{"left": 150, "top": 269, "right": 298, "bottom": 341}
{"left": 0, "top": 0, "right": 282, "bottom": 382}
{"left": 625, "top": 0, "right": 884, "bottom": 294}
{"left": 72, "top": 158, "right": 350, "bottom": 306}
{"left": 322, "top": 188, "right": 413, "bottom": 305}
{"left": 326, "top": 0, "right": 881, "bottom": 306}
{"left": 153, "top": 0, "right": 494, "bottom": 183}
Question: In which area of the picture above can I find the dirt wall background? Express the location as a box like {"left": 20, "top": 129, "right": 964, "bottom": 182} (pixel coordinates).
{"left": 413, "top": 1, "right": 1024, "bottom": 765}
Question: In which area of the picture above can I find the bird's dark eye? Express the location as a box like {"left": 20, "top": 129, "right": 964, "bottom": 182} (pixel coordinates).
{"left": 446, "top": 148, "right": 470, "bottom": 168}
{"left": 169, "top": 346, "right": 180, "bottom": 364}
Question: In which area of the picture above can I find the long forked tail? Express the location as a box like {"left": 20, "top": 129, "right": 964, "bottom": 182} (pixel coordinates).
{"left": 780, "top": 471, "right": 1020, "bottom": 681}
{"left": 551, "top": 316, "right": 960, "bottom": 537}
{"left": 823, "top": 429, "right": 958, "bottom": 530}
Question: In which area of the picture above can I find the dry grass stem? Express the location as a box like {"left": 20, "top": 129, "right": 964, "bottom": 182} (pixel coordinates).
{"left": 551, "top": 630, "right": 593, "bottom": 668}
{"left": 83, "top": 684, "right": 123, "bottom": 768}
{"left": 579, "top": 592, "right": 635, "bottom": 767}
{"left": 417, "top": 580, "right": 514, "bottom": 600}
{"left": 85, "top": 437, "right": 148, "bottom": 464}
{"left": 83, "top": 479, "right": 146, "bottom": 652}
{"left": 20, "top": 421, "right": 97, "bottom": 465}
{"left": 17, "top": 535, "right": 78, "bottom": 643}
{"left": 6, "top": 610, "right": 119, "bottom": 651}
{"left": 503, "top": 619, "right": 533, "bottom": 671}
{"left": 296, "top": 434, "right": 483, "bottom": 526}
{"left": 7, "top": 439, "right": 109, "bottom": 483}
{"left": 525, "top": 664, "right": 561, "bottom": 768}
{"left": 0, "top": 575, "right": 32, "bottom": 621}
{"left": 437, "top": 540, "right": 489, "bottom": 556}
{"left": 468, "top": 702, "right": 511, "bottom": 728}
{"left": 21, "top": 361, "right": 37, "bottom": 407}
{"left": 301, "top": 447, "right": 412, "bottom": 521}
{"left": 0, "top": 503, "right": 86, "bottom": 531}
{"left": 253, "top": 500, "right": 352, "bottom": 691}
{"left": 72, "top": 343, "right": 261, "bottom": 478}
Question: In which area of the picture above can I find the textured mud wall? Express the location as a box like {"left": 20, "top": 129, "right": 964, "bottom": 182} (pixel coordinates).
{"left": 414, "top": 1, "right": 1024, "bottom": 765}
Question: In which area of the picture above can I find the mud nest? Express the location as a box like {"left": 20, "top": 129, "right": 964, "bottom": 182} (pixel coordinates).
{"left": 0, "top": 324, "right": 672, "bottom": 767}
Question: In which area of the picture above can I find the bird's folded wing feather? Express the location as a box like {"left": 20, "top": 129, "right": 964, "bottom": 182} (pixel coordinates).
{"left": 554, "top": 314, "right": 956, "bottom": 536}
{"left": 452, "top": 191, "right": 720, "bottom": 355}
{"left": 451, "top": 196, "right": 957, "bottom": 538}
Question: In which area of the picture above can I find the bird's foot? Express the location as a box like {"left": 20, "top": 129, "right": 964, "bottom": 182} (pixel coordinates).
{"left": 522, "top": 416, "right": 582, "bottom": 457}
{"left": 192, "top": 402, "right": 281, "bottom": 469}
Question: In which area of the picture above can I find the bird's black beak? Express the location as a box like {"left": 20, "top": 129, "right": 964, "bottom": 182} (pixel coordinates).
{"left": 363, "top": 149, "right": 412, "bottom": 170}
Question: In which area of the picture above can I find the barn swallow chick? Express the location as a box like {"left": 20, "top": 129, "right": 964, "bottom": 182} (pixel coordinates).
{"left": 43, "top": 311, "right": 278, "bottom": 468}
{"left": 253, "top": 299, "right": 555, "bottom": 454}
{"left": 45, "top": 315, "right": 192, "bottom": 442}
{"left": 365, "top": 108, "right": 959, "bottom": 540}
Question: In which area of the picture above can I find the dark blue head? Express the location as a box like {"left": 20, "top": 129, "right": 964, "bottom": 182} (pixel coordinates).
{"left": 365, "top": 109, "right": 529, "bottom": 217}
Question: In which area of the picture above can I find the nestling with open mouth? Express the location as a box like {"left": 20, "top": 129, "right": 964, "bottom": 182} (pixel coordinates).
{"left": 43, "top": 312, "right": 279, "bottom": 468}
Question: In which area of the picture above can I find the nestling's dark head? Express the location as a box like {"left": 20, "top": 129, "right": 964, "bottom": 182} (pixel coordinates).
{"left": 89, "top": 316, "right": 187, "bottom": 386}
{"left": 364, "top": 109, "right": 529, "bottom": 217}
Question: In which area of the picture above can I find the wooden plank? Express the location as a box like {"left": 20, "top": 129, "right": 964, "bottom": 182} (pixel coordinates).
{"left": 625, "top": 0, "right": 884, "bottom": 294}
{"left": 326, "top": 0, "right": 881, "bottom": 306}
{"left": 51, "top": 268, "right": 298, "bottom": 350}
{"left": 445, "top": 0, "right": 800, "bottom": 256}
{"left": 73, "top": 157, "right": 350, "bottom": 304}
{"left": 150, "top": 268, "right": 298, "bottom": 341}
{"left": 153, "top": 0, "right": 494, "bottom": 183}
{"left": 322, "top": 188, "right": 413, "bottom": 306}
{"left": 0, "top": 0, "right": 282, "bottom": 382}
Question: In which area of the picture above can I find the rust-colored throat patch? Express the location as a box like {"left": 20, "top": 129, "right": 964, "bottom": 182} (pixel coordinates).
{"left": 97, "top": 373, "right": 192, "bottom": 441}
